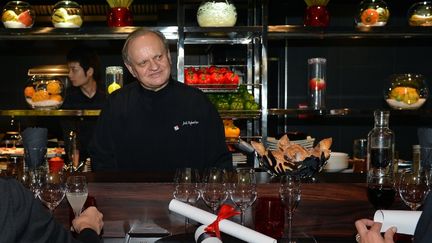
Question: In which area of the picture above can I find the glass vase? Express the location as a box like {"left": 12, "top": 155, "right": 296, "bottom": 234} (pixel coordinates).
{"left": 304, "top": 5, "right": 330, "bottom": 27}
{"left": 107, "top": 7, "right": 133, "bottom": 27}
{"left": 355, "top": 0, "right": 390, "bottom": 27}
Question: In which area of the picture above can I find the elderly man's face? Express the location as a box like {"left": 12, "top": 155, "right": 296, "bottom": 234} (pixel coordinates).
{"left": 124, "top": 33, "right": 172, "bottom": 91}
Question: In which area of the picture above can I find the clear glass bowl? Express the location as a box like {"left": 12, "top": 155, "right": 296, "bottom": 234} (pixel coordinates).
{"left": 408, "top": 1, "right": 432, "bottom": 26}
{"left": 197, "top": 0, "right": 237, "bottom": 27}
{"left": 1, "top": 1, "right": 35, "bottom": 29}
{"left": 355, "top": 0, "right": 390, "bottom": 27}
{"left": 384, "top": 74, "right": 429, "bottom": 110}
{"left": 24, "top": 76, "right": 65, "bottom": 110}
{"left": 51, "top": 0, "right": 83, "bottom": 28}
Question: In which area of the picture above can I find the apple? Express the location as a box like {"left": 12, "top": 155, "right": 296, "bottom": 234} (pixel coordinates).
{"left": 309, "top": 78, "right": 326, "bottom": 90}
{"left": 17, "top": 10, "right": 33, "bottom": 27}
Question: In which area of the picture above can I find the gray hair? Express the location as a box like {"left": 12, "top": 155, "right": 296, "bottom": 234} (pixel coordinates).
{"left": 122, "top": 28, "right": 170, "bottom": 65}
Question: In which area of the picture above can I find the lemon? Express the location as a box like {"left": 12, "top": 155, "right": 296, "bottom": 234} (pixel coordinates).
{"left": 108, "top": 82, "right": 121, "bottom": 94}
{"left": 2, "top": 10, "right": 18, "bottom": 22}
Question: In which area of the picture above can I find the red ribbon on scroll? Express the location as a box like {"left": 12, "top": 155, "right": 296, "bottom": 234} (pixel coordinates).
{"left": 205, "top": 204, "right": 240, "bottom": 239}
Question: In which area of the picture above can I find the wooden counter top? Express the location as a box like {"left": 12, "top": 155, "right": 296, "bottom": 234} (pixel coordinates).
{"left": 53, "top": 178, "right": 407, "bottom": 242}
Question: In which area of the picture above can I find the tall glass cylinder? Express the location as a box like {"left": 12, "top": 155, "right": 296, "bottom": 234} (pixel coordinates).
{"left": 308, "top": 57, "right": 326, "bottom": 110}
{"left": 106, "top": 66, "right": 123, "bottom": 94}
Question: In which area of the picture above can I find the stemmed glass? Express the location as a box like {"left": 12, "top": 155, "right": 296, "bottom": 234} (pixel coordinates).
{"left": 66, "top": 175, "right": 88, "bottom": 218}
{"left": 399, "top": 170, "right": 430, "bottom": 210}
{"left": 38, "top": 172, "right": 66, "bottom": 213}
{"left": 230, "top": 168, "right": 257, "bottom": 225}
{"left": 279, "top": 175, "right": 301, "bottom": 243}
{"left": 173, "top": 168, "right": 201, "bottom": 231}
{"left": 201, "top": 167, "right": 228, "bottom": 214}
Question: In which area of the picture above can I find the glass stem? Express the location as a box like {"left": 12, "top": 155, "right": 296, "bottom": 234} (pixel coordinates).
{"left": 240, "top": 208, "right": 245, "bottom": 225}
{"left": 285, "top": 210, "right": 293, "bottom": 242}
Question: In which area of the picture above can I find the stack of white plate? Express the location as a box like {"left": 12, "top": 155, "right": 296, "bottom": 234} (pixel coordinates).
{"left": 267, "top": 136, "right": 315, "bottom": 150}
{"left": 232, "top": 153, "right": 247, "bottom": 166}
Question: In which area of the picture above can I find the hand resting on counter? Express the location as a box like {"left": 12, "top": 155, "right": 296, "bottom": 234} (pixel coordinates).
{"left": 72, "top": 206, "right": 104, "bottom": 235}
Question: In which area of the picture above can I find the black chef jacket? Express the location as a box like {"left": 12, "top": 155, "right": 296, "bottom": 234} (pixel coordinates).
{"left": 89, "top": 79, "right": 232, "bottom": 171}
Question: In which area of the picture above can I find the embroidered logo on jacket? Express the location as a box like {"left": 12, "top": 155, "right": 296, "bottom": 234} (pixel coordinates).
{"left": 173, "top": 120, "right": 199, "bottom": 131}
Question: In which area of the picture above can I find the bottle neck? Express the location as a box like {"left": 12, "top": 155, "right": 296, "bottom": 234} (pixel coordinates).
{"left": 374, "top": 111, "right": 389, "bottom": 128}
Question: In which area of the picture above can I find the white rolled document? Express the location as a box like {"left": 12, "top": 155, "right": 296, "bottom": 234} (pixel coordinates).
{"left": 169, "top": 199, "right": 277, "bottom": 243}
{"left": 374, "top": 210, "right": 422, "bottom": 235}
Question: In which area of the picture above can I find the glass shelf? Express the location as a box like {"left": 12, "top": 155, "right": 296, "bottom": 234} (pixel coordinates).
{"left": 0, "top": 109, "right": 100, "bottom": 116}
{"left": 219, "top": 110, "right": 261, "bottom": 119}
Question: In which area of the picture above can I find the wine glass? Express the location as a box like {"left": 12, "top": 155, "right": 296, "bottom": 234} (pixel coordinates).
{"left": 201, "top": 167, "right": 228, "bottom": 214}
{"left": 279, "top": 175, "right": 301, "bottom": 243}
{"left": 399, "top": 170, "right": 430, "bottom": 210}
{"left": 366, "top": 169, "right": 396, "bottom": 209}
{"left": 173, "top": 168, "right": 201, "bottom": 231}
{"left": 230, "top": 168, "right": 257, "bottom": 225}
{"left": 38, "top": 172, "right": 65, "bottom": 213}
{"left": 66, "top": 175, "right": 88, "bottom": 218}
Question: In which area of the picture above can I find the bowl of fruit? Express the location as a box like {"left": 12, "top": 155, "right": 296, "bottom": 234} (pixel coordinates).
{"left": 51, "top": 0, "right": 83, "bottom": 28}
{"left": 24, "top": 76, "right": 65, "bottom": 110}
{"left": 1, "top": 1, "right": 35, "bottom": 29}
{"left": 385, "top": 74, "right": 429, "bottom": 110}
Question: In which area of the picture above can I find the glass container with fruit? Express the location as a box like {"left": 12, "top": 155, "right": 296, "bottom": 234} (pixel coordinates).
{"left": 25, "top": 65, "right": 68, "bottom": 110}
{"left": 355, "top": 0, "right": 390, "bottom": 27}
{"left": 51, "top": 0, "right": 83, "bottom": 28}
{"left": 304, "top": 0, "right": 330, "bottom": 27}
{"left": 1, "top": 1, "right": 35, "bottom": 29}
{"left": 385, "top": 74, "right": 429, "bottom": 110}
{"left": 197, "top": 0, "right": 237, "bottom": 27}
{"left": 408, "top": 1, "right": 432, "bottom": 26}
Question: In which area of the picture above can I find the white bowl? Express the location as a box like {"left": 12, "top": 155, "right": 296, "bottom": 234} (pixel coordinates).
{"left": 324, "top": 152, "right": 349, "bottom": 172}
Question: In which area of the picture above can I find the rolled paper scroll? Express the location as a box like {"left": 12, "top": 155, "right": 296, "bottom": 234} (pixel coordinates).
{"left": 374, "top": 210, "right": 422, "bottom": 235}
{"left": 168, "top": 199, "right": 277, "bottom": 243}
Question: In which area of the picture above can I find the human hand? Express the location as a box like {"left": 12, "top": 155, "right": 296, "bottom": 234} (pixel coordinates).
{"left": 72, "top": 206, "right": 104, "bottom": 235}
{"left": 355, "top": 219, "right": 396, "bottom": 243}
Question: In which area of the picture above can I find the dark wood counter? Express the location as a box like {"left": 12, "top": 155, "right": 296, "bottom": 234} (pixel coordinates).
{"left": 53, "top": 173, "right": 407, "bottom": 242}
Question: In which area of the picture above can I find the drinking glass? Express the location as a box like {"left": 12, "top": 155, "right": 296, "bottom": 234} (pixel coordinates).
{"left": 279, "top": 175, "right": 301, "bottom": 243}
{"left": 230, "top": 168, "right": 257, "bottom": 225}
{"left": 173, "top": 168, "right": 201, "bottom": 231}
{"left": 367, "top": 169, "right": 396, "bottom": 209}
{"left": 66, "top": 175, "right": 88, "bottom": 218}
{"left": 38, "top": 172, "right": 65, "bottom": 213}
{"left": 201, "top": 167, "right": 228, "bottom": 213}
{"left": 399, "top": 171, "right": 429, "bottom": 210}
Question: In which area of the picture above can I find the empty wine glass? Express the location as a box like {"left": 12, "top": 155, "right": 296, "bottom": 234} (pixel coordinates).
{"left": 399, "top": 170, "right": 430, "bottom": 210}
{"left": 66, "top": 175, "right": 88, "bottom": 218}
{"left": 201, "top": 167, "right": 228, "bottom": 214}
{"left": 279, "top": 175, "right": 301, "bottom": 243}
{"left": 230, "top": 168, "right": 257, "bottom": 225}
{"left": 173, "top": 168, "right": 201, "bottom": 231}
{"left": 38, "top": 172, "right": 65, "bottom": 213}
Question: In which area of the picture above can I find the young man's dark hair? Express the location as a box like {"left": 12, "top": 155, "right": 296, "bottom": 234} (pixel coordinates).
{"left": 66, "top": 46, "right": 102, "bottom": 85}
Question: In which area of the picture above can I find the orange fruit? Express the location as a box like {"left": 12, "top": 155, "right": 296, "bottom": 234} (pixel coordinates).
{"left": 32, "top": 90, "right": 50, "bottom": 102}
{"left": 50, "top": 94, "right": 63, "bottom": 102}
{"left": 47, "top": 81, "right": 62, "bottom": 94}
{"left": 361, "top": 9, "right": 379, "bottom": 26}
{"left": 24, "top": 86, "right": 35, "bottom": 98}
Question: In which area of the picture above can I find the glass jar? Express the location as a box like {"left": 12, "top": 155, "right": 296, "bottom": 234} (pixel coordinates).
{"left": 107, "top": 7, "right": 133, "bottom": 27}
{"left": 51, "top": 0, "right": 83, "bottom": 28}
{"left": 308, "top": 57, "right": 326, "bottom": 110}
{"left": 384, "top": 74, "right": 429, "bottom": 110}
{"left": 1, "top": 1, "right": 35, "bottom": 29}
{"left": 24, "top": 76, "right": 65, "bottom": 110}
{"left": 197, "top": 0, "right": 237, "bottom": 27}
{"left": 408, "top": 1, "right": 432, "bottom": 26}
{"left": 355, "top": 0, "right": 390, "bottom": 27}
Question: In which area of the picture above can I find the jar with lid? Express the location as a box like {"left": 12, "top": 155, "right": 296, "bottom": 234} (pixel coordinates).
{"left": 384, "top": 74, "right": 429, "bottom": 110}
{"left": 355, "top": 0, "right": 390, "bottom": 27}
{"left": 408, "top": 1, "right": 432, "bottom": 26}
{"left": 24, "top": 76, "right": 65, "bottom": 110}
{"left": 51, "top": 0, "right": 83, "bottom": 28}
{"left": 197, "top": 0, "right": 237, "bottom": 27}
{"left": 1, "top": 1, "right": 35, "bottom": 29}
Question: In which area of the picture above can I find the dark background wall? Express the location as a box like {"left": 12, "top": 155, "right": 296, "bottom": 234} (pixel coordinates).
{"left": 0, "top": 0, "right": 430, "bottom": 160}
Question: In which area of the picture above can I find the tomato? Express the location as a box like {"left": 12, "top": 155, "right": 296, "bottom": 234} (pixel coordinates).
{"left": 309, "top": 78, "right": 326, "bottom": 91}
{"left": 210, "top": 72, "right": 226, "bottom": 84}
{"left": 218, "top": 67, "right": 229, "bottom": 74}
{"left": 224, "top": 71, "right": 239, "bottom": 85}
{"left": 207, "top": 65, "right": 219, "bottom": 74}
{"left": 17, "top": 10, "right": 32, "bottom": 27}
{"left": 198, "top": 73, "right": 211, "bottom": 84}
{"left": 185, "top": 72, "right": 199, "bottom": 85}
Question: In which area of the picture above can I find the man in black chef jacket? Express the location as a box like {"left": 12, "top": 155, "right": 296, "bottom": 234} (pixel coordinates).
{"left": 89, "top": 28, "right": 232, "bottom": 171}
